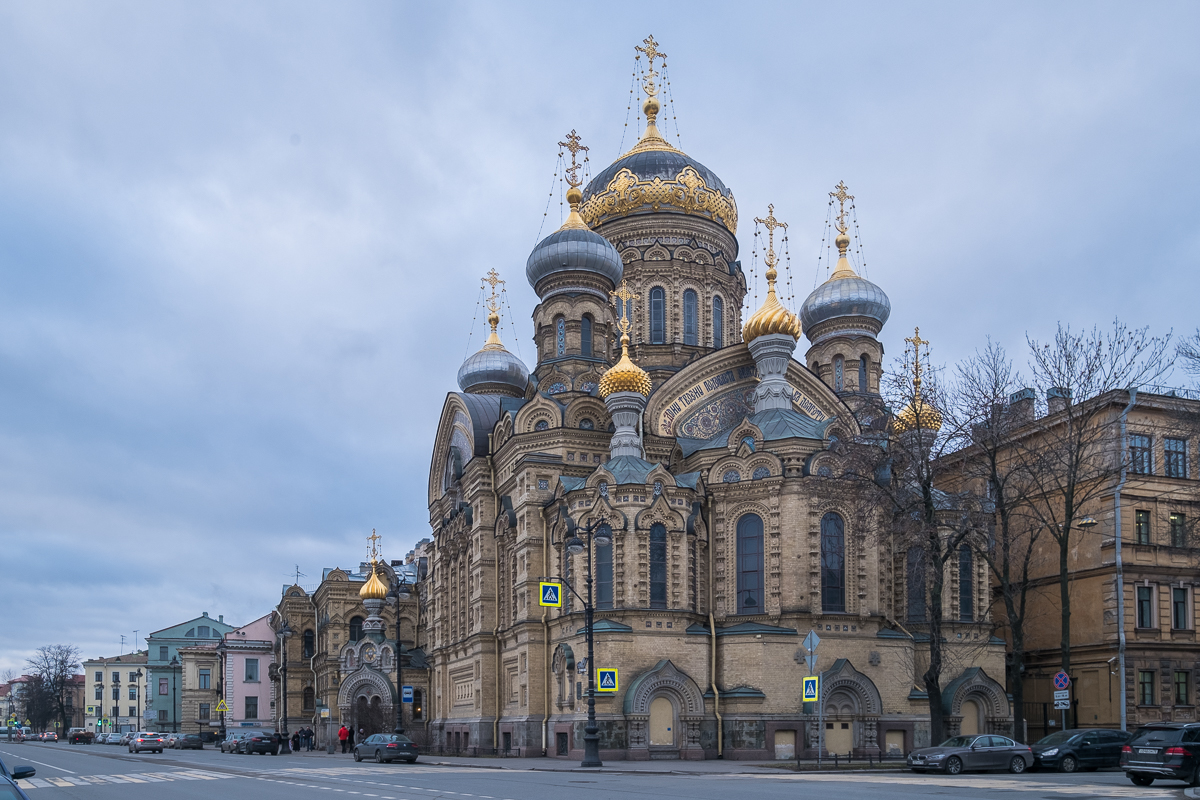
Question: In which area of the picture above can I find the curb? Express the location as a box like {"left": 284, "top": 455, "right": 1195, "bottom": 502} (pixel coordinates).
{"left": 1183, "top": 789, "right": 1198, "bottom": 799}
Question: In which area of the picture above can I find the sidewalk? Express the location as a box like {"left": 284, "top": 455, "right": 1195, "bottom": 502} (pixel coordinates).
{"left": 278, "top": 749, "right": 905, "bottom": 775}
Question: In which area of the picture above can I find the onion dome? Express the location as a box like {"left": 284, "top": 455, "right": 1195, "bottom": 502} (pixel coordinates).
{"left": 893, "top": 326, "right": 942, "bottom": 434}
{"left": 359, "top": 562, "right": 389, "bottom": 601}
{"left": 525, "top": 186, "right": 623, "bottom": 295}
{"left": 458, "top": 275, "right": 529, "bottom": 397}
{"left": 743, "top": 205, "right": 801, "bottom": 342}
{"left": 598, "top": 333, "right": 652, "bottom": 398}
{"left": 800, "top": 228, "right": 891, "bottom": 338}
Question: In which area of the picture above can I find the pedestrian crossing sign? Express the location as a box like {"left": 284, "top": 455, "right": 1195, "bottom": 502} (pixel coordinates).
{"left": 596, "top": 668, "right": 618, "bottom": 692}
{"left": 802, "top": 675, "right": 819, "bottom": 703}
{"left": 215, "top": 699, "right": 228, "bottom": 713}
{"left": 538, "top": 582, "right": 562, "bottom": 607}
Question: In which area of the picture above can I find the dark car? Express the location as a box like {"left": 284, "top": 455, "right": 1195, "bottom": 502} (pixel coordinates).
{"left": 908, "top": 734, "right": 1033, "bottom": 774}
{"left": 0, "top": 775, "right": 33, "bottom": 800}
{"left": 241, "top": 730, "right": 280, "bottom": 755}
{"left": 220, "top": 731, "right": 249, "bottom": 753}
{"left": 353, "top": 733, "right": 418, "bottom": 764}
{"left": 1121, "top": 722, "right": 1200, "bottom": 786}
{"left": 174, "top": 733, "right": 204, "bottom": 750}
{"left": 1031, "top": 728, "right": 1131, "bottom": 772}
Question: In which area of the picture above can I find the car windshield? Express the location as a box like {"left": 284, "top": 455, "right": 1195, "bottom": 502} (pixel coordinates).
{"left": 1130, "top": 728, "right": 1184, "bottom": 745}
{"left": 938, "top": 736, "right": 978, "bottom": 748}
{"left": 1036, "top": 731, "right": 1080, "bottom": 745}
{"left": 0, "top": 782, "right": 25, "bottom": 800}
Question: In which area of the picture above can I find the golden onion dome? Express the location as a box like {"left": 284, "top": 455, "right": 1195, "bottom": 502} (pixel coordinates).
{"left": 893, "top": 395, "right": 943, "bottom": 434}
{"left": 598, "top": 333, "right": 652, "bottom": 398}
{"left": 743, "top": 264, "right": 802, "bottom": 342}
{"left": 359, "top": 562, "right": 390, "bottom": 601}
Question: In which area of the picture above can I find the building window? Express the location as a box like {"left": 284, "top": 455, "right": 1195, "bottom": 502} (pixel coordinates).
{"left": 128, "top": 687, "right": 137, "bottom": 699}
{"left": 112, "top": 686, "right": 119, "bottom": 700}
{"left": 712, "top": 296, "right": 723, "bottom": 348}
{"left": 752, "top": 466, "right": 771, "bottom": 480}
{"left": 412, "top": 689, "right": 424, "bottom": 720}
{"left": 1139, "top": 671, "right": 1154, "bottom": 706}
{"left": 302, "top": 687, "right": 315, "bottom": 711}
{"left": 1130, "top": 434, "right": 1153, "bottom": 474}
{"left": 580, "top": 314, "right": 593, "bottom": 357}
{"left": 1165, "top": 437, "right": 1187, "bottom": 478}
{"left": 556, "top": 317, "right": 566, "bottom": 356}
{"left": 197, "top": 626, "right": 210, "bottom": 638}
{"left": 596, "top": 526, "right": 613, "bottom": 611}
{"left": 128, "top": 706, "right": 136, "bottom": 718}
{"left": 834, "top": 355, "right": 844, "bottom": 391}
{"left": 1176, "top": 671, "right": 1191, "bottom": 706}
{"left": 158, "top": 678, "right": 168, "bottom": 696}
{"left": 535, "top": 420, "right": 549, "bottom": 432}
{"left": 198, "top": 669, "right": 210, "bottom": 690}
{"left": 128, "top": 671, "right": 138, "bottom": 683}
{"left": 1137, "top": 585, "right": 1154, "bottom": 628}
{"left": 245, "top": 659, "right": 259, "bottom": 682}
{"left": 1171, "top": 513, "right": 1187, "bottom": 548}
{"left": 649, "top": 287, "right": 665, "bottom": 344}
{"left": 198, "top": 703, "right": 210, "bottom": 720}
{"left": 859, "top": 356, "right": 869, "bottom": 392}
{"left": 722, "top": 469, "right": 741, "bottom": 483}
{"left": 95, "top": 687, "right": 102, "bottom": 700}
{"left": 821, "top": 513, "right": 846, "bottom": 613}
{"left": 245, "top": 696, "right": 258, "bottom": 719}
{"left": 1135, "top": 510, "right": 1151, "bottom": 545}
{"left": 736, "top": 514, "right": 764, "bottom": 614}
{"left": 159, "top": 646, "right": 168, "bottom": 661}
{"left": 112, "top": 671, "right": 119, "bottom": 683}
{"left": 349, "top": 617, "right": 364, "bottom": 643}
{"left": 1174, "top": 587, "right": 1190, "bottom": 630}
{"left": 157, "top": 709, "right": 168, "bottom": 722}
{"left": 579, "top": 418, "right": 594, "bottom": 430}
{"left": 650, "top": 523, "right": 667, "bottom": 609}
{"left": 959, "top": 545, "right": 975, "bottom": 622}
{"left": 303, "top": 630, "right": 315, "bottom": 659}
{"left": 94, "top": 671, "right": 102, "bottom": 683}
{"left": 682, "top": 289, "right": 698, "bottom": 345}
{"left": 906, "top": 547, "right": 926, "bottom": 623}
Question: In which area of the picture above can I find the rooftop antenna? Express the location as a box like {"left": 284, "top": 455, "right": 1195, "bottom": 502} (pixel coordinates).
{"left": 292, "top": 565, "right": 306, "bottom": 585}
{"left": 133, "top": 630, "right": 139, "bottom": 653}
{"left": 120, "top": 634, "right": 126, "bottom": 654}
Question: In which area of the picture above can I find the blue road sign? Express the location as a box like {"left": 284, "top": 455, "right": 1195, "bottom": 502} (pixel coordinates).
{"left": 597, "top": 668, "right": 618, "bottom": 692}
{"left": 538, "top": 582, "right": 562, "bottom": 607}
{"left": 802, "top": 675, "right": 820, "bottom": 703}
{"left": 402, "top": 686, "right": 414, "bottom": 703}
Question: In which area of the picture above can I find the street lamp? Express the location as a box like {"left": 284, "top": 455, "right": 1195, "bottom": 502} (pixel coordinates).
{"left": 133, "top": 670, "right": 142, "bottom": 735}
{"left": 561, "top": 519, "right": 612, "bottom": 769}
{"left": 278, "top": 621, "right": 293, "bottom": 740}
{"left": 169, "top": 657, "right": 180, "bottom": 733}
{"left": 113, "top": 672, "right": 121, "bottom": 734}
{"left": 385, "top": 574, "right": 413, "bottom": 736}
{"left": 214, "top": 642, "right": 226, "bottom": 742}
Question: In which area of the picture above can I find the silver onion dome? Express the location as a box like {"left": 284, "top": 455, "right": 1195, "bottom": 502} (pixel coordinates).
{"left": 800, "top": 275, "right": 892, "bottom": 333}
{"left": 525, "top": 227, "right": 623, "bottom": 296}
{"left": 457, "top": 346, "right": 529, "bottom": 397}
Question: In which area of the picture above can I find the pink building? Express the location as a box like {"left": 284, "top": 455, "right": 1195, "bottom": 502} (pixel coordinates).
{"left": 221, "top": 614, "right": 276, "bottom": 730}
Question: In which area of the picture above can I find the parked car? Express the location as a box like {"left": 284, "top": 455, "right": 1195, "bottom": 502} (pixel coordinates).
{"left": 119, "top": 732, "right": 134, "bottom": 746}
{"left": 241, "top": 731, "right": 279, "bottom": 755}
{"left": 1032, "top": 728, "right": 1131, "bottom": 772}
{"left": 1121, "top": 722, "right": 1200, "bottom": 786}
{"left": 220, "top": 732, "right": 250, "bottom": 753}
{"left": 128, "top": 732, "right": 165, "bottom": 754}
{"left": 908, "top": 734, "right": 1033, "bottom": 774}
{"left": 0, "top": 774, "right": 33, "bottom": 800}
{"left": 0, "top": 755, "right": 35, "bottom": 782}
{"left": 106, "top": 733, "right": 124, "bottom": 745}
{"left": 353, "top": 733, "right": 418, "bottom": 764}
{"left": 174, "top": 734, "right": 203, "bottom": 750}
{"left": 163, "top": 733, "right": 183, "bottom": 748}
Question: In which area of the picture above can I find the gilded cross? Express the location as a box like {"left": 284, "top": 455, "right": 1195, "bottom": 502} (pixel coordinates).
{"left": 754, "top": 204, "right": 787, "bottom": 269}
{"left": 558, "top": 130, "right": 589, "bottom": 189}
{"left": 905, "top": 327, "right": 929, "bottom": 388}
{"left": 482, "top": 268, "right": 504, "bottom": 314}
{"left": 367, "top": 528, "right": 382, "bottom": 561}
{"left": 830, "top": 181, "right": 854, "bottom": 234}
{"left": 610, "top": 279, "right": 636, "bottom": 336}
{"left": 636, "top": 34, "right": 667, "bottom": 97}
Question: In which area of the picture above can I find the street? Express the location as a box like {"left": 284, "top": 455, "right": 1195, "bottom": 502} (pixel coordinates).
{"left": 0, "top": 742, "right": 1191, "bottom": 800}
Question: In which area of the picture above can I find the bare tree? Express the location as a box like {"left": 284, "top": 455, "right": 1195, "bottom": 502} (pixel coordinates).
{"left": 1179, "top": 328, "right": 1200, "bottom": 380}
{"left": 942, "top": 340, "right": 1041, "bottom": 741}
{"left": 25, "top": 645, "right": 81, "bottom": 737}
{"left": 0, "top": 668, "right": 15, "bottom": 684}
{"left": 1025, "top": 320, "right": 1172, "bottom": 677}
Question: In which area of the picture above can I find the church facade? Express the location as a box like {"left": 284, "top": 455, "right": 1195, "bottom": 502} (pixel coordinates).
{"left": 426, "top": 37, "right": 1008, "bottom": 760}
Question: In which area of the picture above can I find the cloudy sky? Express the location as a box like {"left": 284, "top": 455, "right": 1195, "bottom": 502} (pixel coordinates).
{"left": 1, "top": 1, "right": 1197, "bottom": 672}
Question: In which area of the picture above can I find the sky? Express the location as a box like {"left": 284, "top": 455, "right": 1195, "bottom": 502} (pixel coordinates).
{"left": 1, "top": 1, "right": 1197, "bottom": 673}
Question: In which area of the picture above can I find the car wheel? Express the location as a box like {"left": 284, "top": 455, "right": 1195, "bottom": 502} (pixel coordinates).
{"left": 353, "top": 750, "right": 362, "bottom": 762}
{"left": 1129, "top": 774, "right": 1154, "bottom": 786}
{"left": 376, "top": 750, "right": 385, "bottom": 763}
{"left": 1059, "top": 755, "right": 1077, "bottom": 773}
{"left": 1009, "top": 756, "right": 1027, "bottom": 774}
{"left": 945, "top": 756, "right": 963, "bottom": 775}
{"left": 1190, "top": 764, "right": 1200, "bottom": 787}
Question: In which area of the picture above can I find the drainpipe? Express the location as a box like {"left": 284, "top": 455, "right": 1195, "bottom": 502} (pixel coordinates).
{"left": 1115, "top": 387, "right": 1136, "bottom": 732}
{"left": 542, "top": 508, "right": 550, "bottom": 756}
{"left": 490, "top": 435, "right": 501, "bottom": 750}
{"left": 707, "top": 495, "right": 722, "bottom": 757}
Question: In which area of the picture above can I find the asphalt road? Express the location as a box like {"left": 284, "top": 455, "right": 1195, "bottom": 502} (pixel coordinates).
{"left": 0, "top": 742, "right": 1190, "bottom": 799}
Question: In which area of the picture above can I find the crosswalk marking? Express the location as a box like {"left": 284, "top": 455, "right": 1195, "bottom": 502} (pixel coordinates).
{"left": 16, "top": 769, "right": 238, "bottom": 791}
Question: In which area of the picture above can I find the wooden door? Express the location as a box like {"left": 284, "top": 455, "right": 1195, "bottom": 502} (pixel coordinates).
{"left": 648, "top": 697, "right": 674, "bottom": 746}
{"left": 960, "top": 699, "right": 981, "bottom": 735}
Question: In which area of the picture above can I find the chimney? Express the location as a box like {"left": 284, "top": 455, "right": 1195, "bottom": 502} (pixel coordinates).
{"left": 218, "top": 615, "right": 223, "bottom": 624}
{"left": 1047, "top": 386, "right": 1071, "bottom": 415}
{"left": 1008, "top": 388, "right": 1035, "bottom": 424}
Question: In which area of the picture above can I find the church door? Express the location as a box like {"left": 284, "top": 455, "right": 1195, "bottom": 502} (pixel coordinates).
{"left": 648, "top": 697, "right": 674, "bottom": 746}
{"left": 960, "top": 699, "right": 981, "bottom": 735}
{"left": 825, "top": 721, "right": 853, "bottom": 755}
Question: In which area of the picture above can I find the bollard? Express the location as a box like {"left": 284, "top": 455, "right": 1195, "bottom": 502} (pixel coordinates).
{"left": 834, "top": 753, "right": 839, "bottom": 767}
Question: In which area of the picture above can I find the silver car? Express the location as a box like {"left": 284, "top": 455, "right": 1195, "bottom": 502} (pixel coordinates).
{"left": 908, "top": 734, "right": 1033, "bottom": 774}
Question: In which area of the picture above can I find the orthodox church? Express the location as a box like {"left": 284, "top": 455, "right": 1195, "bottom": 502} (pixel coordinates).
{"left": 427, "top": 37, "right": 1009, "bottom": 760}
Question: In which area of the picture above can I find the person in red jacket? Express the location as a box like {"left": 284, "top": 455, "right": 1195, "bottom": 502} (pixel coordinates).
{"left": 338, "top": 725, "right": 349, "bottom": 754}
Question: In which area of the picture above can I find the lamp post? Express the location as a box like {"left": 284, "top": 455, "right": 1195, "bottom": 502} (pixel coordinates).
{"left": 133, "top": 670, "right": 142, "bottom": 735}
{"left": 113, "top": 672, "right": 121, "bottom": 734}
{"left": 169, "top": 657, "right": 180, "bottom": 733}
{"left": 385, "top": 573, "right": 413, "bottom": 736}
{"left": 562, "top": 520, "right": 612, "bottom": 769}
{"left": 215, "top": 642, "right": 226, "bottom": 742}
{"left": 279, "top": 621, "right": 293, "bottom": 740}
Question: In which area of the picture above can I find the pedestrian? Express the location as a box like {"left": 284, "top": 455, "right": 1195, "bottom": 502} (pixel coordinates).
{"left": 338, "top": 725, "right": 349, "bottom": 754}
{"left": 272, "top": 730, "right": 282, "bottom": 756}
{"left": 292, "top": 731, "right": 300, "bottom": 753}
{"left": 307, "top": 726, "right": 315, "bottom": 751}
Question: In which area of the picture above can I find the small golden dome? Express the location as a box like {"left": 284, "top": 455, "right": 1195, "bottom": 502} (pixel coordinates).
{"left": 598, "top": 333, "right": 652, "bottom": 398}
{"left": 359, "top": 562, "right": 389, "bottom": 601}
{"left": 893, "top": 396, "right": 943, "bottom": 434}
{"left": 743, "top": 265, "right": 802, "bottom": 342}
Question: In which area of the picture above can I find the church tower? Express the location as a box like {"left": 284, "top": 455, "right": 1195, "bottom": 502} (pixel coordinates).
{"left": 800, "top": 182, "right": 891, "bottom": 406}
{"left": 457, "top": 270, "right": 530, "bottom": 398}
{"left": 579, "top": 36, "right": 745, "bottom": 386}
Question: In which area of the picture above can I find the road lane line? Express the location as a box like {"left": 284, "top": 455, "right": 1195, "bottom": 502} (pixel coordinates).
{"left": 0, "top": 752, "right": 77, "bottom": 773}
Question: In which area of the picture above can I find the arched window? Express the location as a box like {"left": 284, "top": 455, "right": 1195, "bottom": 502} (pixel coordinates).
{"left": 412, "top": 689, "right": 424, "bottom": 720}
{"left": 821, "top": 513, "right": 846, "bottom": 612}
{"left": 556, "top": 317, "right": 566, "bottom": 356}
{"left": 302, "top": 629, "right": 315, "bottom": 659}
{"left": 649, "top": 287, "right": 666, "bottom": 344}
{"left": 581, "top": 315, "right": 593, "bottom": 357}
{"left": 712, "top": 296, "right": 724, "bottom": 348}
{"left": 683, "top": 289, "right": 698, "bottom": 345}
{"left": 349, "top": 616, "right": 364, "bottom": 643}
{"left": 736, "top": 514, "right": 764, "bottom": 613}
{"left": 834, "top": 355, "right": 845, "bottom": 391}
{"left": 859, "top": 356, "right": 869, "bottom": 393}
{"left": 302, "top": 687, "right": 315, "bottom": 710}
{"left": 650, "top": 524, "right": 667, "bottom": 608}
{"left": 959, "top": 545, "right": 974, "bottom": 622}
{"left": 906, "top": 547, "right": 926, "bottom": 623}
{"left": 596, "top": 525, "right": 613, "bottom": 610}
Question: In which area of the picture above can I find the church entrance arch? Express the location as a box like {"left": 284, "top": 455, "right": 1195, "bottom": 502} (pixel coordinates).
{"left": 806, "top": 659, "right": 882, "bottom": 756}
{"left": 622, "top": 660, "right": 706, "bottom": 760}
